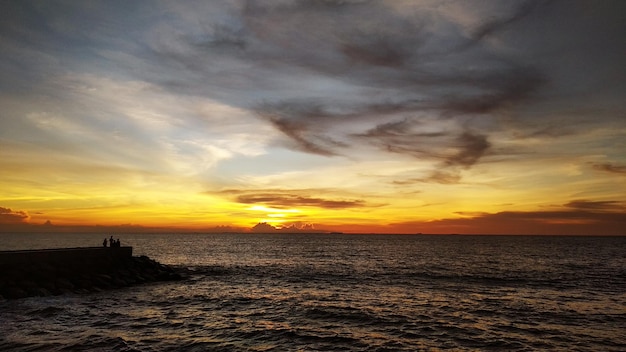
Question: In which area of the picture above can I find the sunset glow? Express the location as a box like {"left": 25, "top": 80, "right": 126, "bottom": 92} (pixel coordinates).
{"left": 0, "top": 1, "right": 624, "bottom": 235}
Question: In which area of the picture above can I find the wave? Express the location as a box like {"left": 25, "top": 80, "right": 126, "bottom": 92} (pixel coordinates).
{"left": 26, "top": 306, "right": 66, "bottom": 317}
{"left": 179, "top": 262, "right": 625, "bottom": 294}
{"left": 303, "top": 305, "right": 379, "bottom": 324}
{"left": 0, "top": 335, "right": 140, "bottom": 352}
{"left": 2, "top": 235, "right": 624, "bottom": 352}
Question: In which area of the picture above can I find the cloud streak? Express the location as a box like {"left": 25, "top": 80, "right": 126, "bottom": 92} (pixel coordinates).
{"left": 591, "top": 162, "right": 626, "bottom": 175}
{"left": 382, "top": 200, "right": 626, "bottom": 235}
{"left": 216, "top": 189, "right": 369, "bottom": 210}
{"left": 564, "top": 200, "right": 625, "bottom": 212}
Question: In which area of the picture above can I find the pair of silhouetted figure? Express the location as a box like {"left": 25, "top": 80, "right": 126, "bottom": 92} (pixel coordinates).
{"left": 103, "top": 236, "right": 121, "bottom": 248}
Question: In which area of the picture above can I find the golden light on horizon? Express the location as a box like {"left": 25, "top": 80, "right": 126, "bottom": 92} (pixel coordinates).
{"left": 0, "top": 1, "right": 624, "bottom": 235}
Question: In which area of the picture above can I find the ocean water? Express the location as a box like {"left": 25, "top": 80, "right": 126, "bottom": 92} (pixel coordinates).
{"left": 0, "top": 233, "right": 624, "bottom": 351}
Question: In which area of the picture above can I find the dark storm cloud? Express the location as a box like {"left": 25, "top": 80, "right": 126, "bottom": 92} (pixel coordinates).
{"left": 216, "top": 189, "right": 368, "bottom": 209}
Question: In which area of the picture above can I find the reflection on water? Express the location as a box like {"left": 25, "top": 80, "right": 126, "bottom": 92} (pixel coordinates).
{"left": 1, "top": 234, "right": 625, "bottom": 351}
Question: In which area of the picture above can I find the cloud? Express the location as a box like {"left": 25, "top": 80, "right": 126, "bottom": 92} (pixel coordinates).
{"left": 591, "top": 162, "right": 626, "bottom": 175}
{"left": 0, "top": 0, "right": 624, "bottom": 232}
{"left": 376, "top": 130, "right": 490, "bottom": 184}
{"left": 217, "top": 189, "right": 368, "bottom": 209}
{"left": 0, "top": 207, "right": 30, "bottom": 224}
{"left": 231, "top": 0, "right": 548, "bottom": 185}
{"left": 418, "top": 171, "right": 463, "bottom": 185}
{"left": 446, "top": 132, "right": 491, "bottom": 167}
{"left": 437, "top": 199, "right": 626, "bottom": 235}
{"left": 470, "top": 0, "right": 540, "bottom": 42}
{"left": 382, "top": 199, "right": 626, "bottom": 235}
{"left": 250, "top": 221, "right": 320, "bottom": 233}
{"left": 255, "top": 101, "right": 347, "bottom": 156}
{"left": 432, "top": 210, "right": 626, "bottom": 235}
{"left": 418, "top": 131, "right": 490, "bottom": 183}
{"left": 564, "top": 200, "right": 625, "bottom": 211}
{"left": 5, "top": 0, "right": 615, "bottom": 173}
{"left": 251, "top": 222, "right": 277, "bottom": 233}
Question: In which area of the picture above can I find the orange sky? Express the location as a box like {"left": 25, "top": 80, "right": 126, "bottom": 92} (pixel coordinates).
{"left": 1, "top": 1, "right": 625, "bottom": 235}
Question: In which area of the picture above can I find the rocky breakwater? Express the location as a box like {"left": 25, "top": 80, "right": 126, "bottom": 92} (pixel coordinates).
{"left": 0, "top": 247, "right": 182, "bottom": 299}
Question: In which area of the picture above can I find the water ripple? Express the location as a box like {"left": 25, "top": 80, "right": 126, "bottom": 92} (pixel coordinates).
{"left": 1, "top": 235, "right": 625, "bottom": 351}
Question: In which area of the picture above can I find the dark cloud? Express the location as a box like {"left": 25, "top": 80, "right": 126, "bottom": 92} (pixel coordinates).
{"left": 238, "top": 194, "right": 365, "bottom": 209}
{"left": 267, "top": 117, "right": 337, "bottom": 157}
{"left": 235, "top": 1, "right": 547, "bottom": 177}
{"left": 376, "top": 198, "right": 626, "bottom": 234}
{"left": 340, "top": 37, "right": 408, "bottom": 68}
{"left": 419, "top": 171, "right": 463, "bottom": 185}
{"left": 434, "top": 209, "right": 626, "bottom": 235}
{"left": 470, "top": 0, "right": 541, "bottom": 42}
{"left": 388, "top": 202, "right": 626, "bottom": 235}
{"left": 438, "top": 66, "right": 547, "bottom": 115}
{"left": 591, "top": 162, "right": 626, "bottom": 175}
{"left": 391, "top": 171, "right": 466, "bottom": 185}
{"left": 564, "top": 200, "right": 625, "bottom": 211}
{"left": 44, "top": 0, "right": 601, "bottom": 175}
{"left": 1, "top": 0, "right": 624, "bottom": 183}
{"left": 216, "top": 189, "right": 368, "bottom": 209}
{"left": 447, "top": 132, "right": 491, "bottom": 167}
{"left": 201, "top": 24, "right": 248, "bottom": 50}
{"left": 257, "top": 99, "right": 452, "bottom": 157}
{"left": 436, "top": 199, "right": 626, "bottom": 234}
{"left": 374, "top": 131, "right": 490, "bottom": 184}
{"left": 256, "top": 101, "right": 348, "bottom": 156}
{"left": 358, "top": 121, "right": 444, "bottom": 161}
{"left": 0, "top": 207, "right": 30, "bottom": 224}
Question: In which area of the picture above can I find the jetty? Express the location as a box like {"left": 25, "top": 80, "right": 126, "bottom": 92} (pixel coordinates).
{"left": 0, "top": 247, "right": 182, "bottom": 299}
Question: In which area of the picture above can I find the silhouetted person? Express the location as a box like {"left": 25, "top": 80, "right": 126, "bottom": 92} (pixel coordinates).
{"left": 109, "top": 236, "right": 114, "bottom": 247}
{"left": 103, "top": 238, "right": 107, "bottom": 247}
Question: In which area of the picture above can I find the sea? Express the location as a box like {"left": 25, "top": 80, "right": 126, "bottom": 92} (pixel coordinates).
{"left": 0, "top": 233, "right": 624, "bottom": 351}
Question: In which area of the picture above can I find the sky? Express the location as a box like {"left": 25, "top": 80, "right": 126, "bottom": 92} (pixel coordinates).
{"left": 0, "top": 0, "right": 625, "bottom": 235}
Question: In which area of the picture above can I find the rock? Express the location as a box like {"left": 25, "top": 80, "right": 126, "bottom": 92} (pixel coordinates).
{"left": 39, "top": 279, "right": 57, "bottom": 292}
{"left": 18, "top": 280, "right": 39, "bottom": 291}
{"left": 0, "top": 248, "right": 183, "bottom": 299}
{"left": 55, "top": 278, "right": 75, "bottom": 290}
{"left": 111, "top": 277, "right": 128, "bottom": 288}
{"left": 4, "top": 287, "right": 28, "bottom": 299}
{"left": 27, "top": 287, "right": 51, "bottom": 297}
